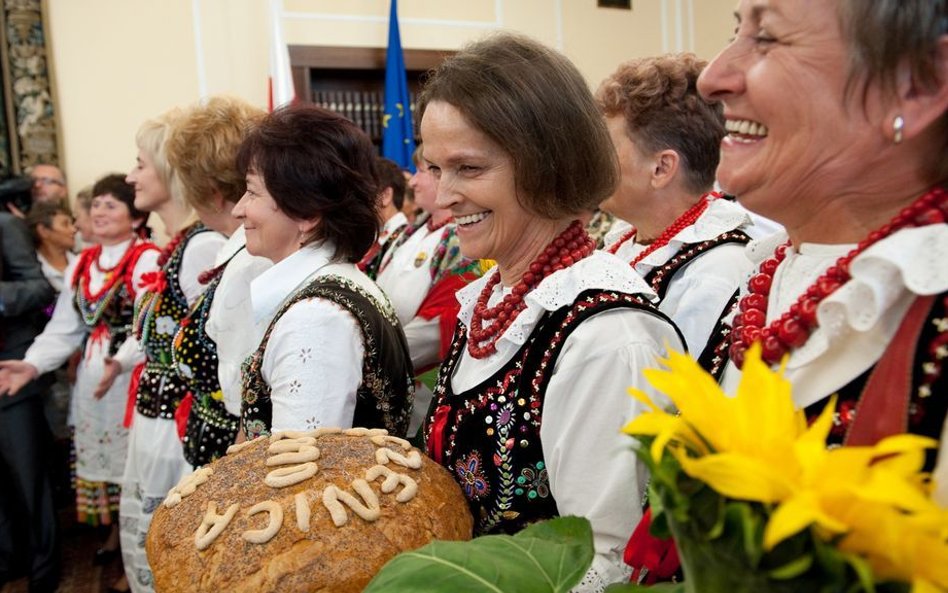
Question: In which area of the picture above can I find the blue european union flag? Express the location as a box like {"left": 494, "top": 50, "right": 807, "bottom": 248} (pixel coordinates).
{"left": 382, "top": 0, "right": 416, "bottom": 172}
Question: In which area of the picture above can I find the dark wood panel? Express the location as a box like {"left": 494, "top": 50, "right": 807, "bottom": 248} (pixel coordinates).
{"left": 288, "top": 45, "right": 455, "bottom": 149}
{"left": 289, "top": 45, "right": 451, "bottom": 71}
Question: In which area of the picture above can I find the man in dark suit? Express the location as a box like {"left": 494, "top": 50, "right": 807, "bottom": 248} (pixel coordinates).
{"left": 0, "top": 211, "right": 58, "bottom": 593}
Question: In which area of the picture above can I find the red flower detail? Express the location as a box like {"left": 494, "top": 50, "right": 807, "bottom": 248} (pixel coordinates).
{"left": 139, "top": 270, "right": 167, "bottom": 294}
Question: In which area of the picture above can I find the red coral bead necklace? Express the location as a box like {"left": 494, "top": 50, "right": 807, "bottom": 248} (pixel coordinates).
{"left": 427, "top": 214, "right": 454, "bottom": 233}
{"left": 729, "top": 186, "right": 947, "bottom": 368}
{"left": 607, "top": 192, "right": 718, "bottom": 268}
{"left": 468, "top": 220, "right": 595, "bottom": 359}
{"left": 82, "top": 239, "right": 140, "bottom": 302}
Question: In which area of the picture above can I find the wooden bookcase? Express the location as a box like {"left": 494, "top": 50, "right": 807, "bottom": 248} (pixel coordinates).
{"left": 289, "top": 45, "right": 454, "bottom": 149}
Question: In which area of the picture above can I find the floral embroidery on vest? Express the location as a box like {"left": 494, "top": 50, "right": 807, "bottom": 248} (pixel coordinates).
{"left": 425, "top": 289, "right": 676, "bottom": 536}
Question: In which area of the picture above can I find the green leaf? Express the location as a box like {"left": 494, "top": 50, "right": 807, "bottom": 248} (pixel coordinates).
{"left": 417, "top": 366, "right": 440, "bottom": 391}
{"left": 768, "top": 553, "right": 813, "bottom": 580}
{"left": 364, "top": 516, "right": 594, "bottom": 593}
{"left": 843, "top": 553, "right": 877, "bottom": 593}
{"left": 725, "top": 502, "right": 763, "bottom": 568}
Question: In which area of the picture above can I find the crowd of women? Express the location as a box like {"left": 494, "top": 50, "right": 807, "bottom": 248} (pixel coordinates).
{"left": 0, "top": 0, "right": 945, "bottom": 591}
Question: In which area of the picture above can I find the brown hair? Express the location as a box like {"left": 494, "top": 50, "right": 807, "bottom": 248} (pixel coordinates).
{"left": 167, "top": 95, "right": 264, "bottom": 210}
{"left": 418, "top": 33, "right": 618, "bottom": 219}
{"left": 92, "top": 173, "right": 150, "bottom": 230}
{"left": 597, "top": 53, "right": 724, "bottom": 194}
{"left": 375, "top": 157, "right": 407, "bottom": 211}
{"left": 839, "top": 0, "right": 948, "bottom": 180}
{"left": 25, "top": 201, "right": 72, "bottom": 247}
{"left": 236, "top": 103, "right": 379, "bottom": 263}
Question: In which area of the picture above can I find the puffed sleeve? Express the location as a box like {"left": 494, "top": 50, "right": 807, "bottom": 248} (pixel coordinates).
{"left": 23, "top": 259, "right": 85, "bottom": 374}
{"left": 111, "top": 247, "right": 162, "bottom": 371}
{"left": 659, "top": 243, "right": 751, "bottom": 352}
{"left": 178, "top": 231, "right": 227, "bottom": 306}
{"left": 262, "top": 297, "right": 365, "bottom": 432}
{"left": 540, "top": 308, "right": 681, "bottom": 592}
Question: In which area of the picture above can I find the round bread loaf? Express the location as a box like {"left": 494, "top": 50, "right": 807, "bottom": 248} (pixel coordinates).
{"left": 146, "top": 427, "right": 472, "bottom": 593}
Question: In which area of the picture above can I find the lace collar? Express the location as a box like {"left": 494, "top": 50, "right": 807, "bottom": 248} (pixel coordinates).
{"left": 747, "top": 225, "right": 948, "bottom": 369}
{"left": 605, "top": 198, "right": 752, "bottom": 268}
{"left": 456, "top": 251, "right": 656, "bottom": 349}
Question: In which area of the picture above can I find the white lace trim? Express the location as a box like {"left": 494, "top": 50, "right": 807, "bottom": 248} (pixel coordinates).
{"left": 573, "top": 566, "right": 607, "bottom": 593}
{"left": 602, "top": 218, "right": 633, "bottom": 250}
{"left": 456, "top": 251, "right": 655, "bottom": 349}
{"left": 746, "top": 225, "right": 948, "bottom": 369}
{"left": 745, "top": 230, "right": 790, "bottom": 265}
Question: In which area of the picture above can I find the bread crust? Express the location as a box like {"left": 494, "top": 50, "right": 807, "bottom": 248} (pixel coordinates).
{"left": 146, "top": 430, "right": 472, "bottom": 593}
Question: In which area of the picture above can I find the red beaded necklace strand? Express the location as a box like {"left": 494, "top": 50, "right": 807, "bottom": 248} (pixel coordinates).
{"left": 467, "top": 220, "right": 596, "bottom": 359}
{"left": 158, "top": 228, "right": 188, "bottom": 268}
{"left": 729, "top": 186, "right": 947, "bottom": 369}
{"left": 427, "top": 214, "right": 454, "bottom": 233}
{"left": 607, "top": 193, "right": 718, "bottom": 267}
{"left": 81, "top": 239, "right": 140, "bottom": 302}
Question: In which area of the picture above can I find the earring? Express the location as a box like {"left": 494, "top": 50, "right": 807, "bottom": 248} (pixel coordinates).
{"left": 892, "top": 115, "right": 904, "bottom": 144}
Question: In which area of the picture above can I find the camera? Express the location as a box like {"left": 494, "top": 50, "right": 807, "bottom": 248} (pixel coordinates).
{"left": 0, "top": 176, "right": 33, "bottom": 213}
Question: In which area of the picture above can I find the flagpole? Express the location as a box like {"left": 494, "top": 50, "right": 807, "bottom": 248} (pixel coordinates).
{"left": 269, "top": 0, "right": 295, "bottom": 112}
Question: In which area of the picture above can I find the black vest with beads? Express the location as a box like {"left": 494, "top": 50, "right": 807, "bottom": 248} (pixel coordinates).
{"left": 174, "top": 250, "right": 243, "bottom": 467}
{"left": 134, "top": 223, "right": 213, "bottom": 420}
{"left": 424, "top": 289, "right": 680, "bottom": 536}
{"left": 643, "top": 229, "right": 751, "bottom": 300}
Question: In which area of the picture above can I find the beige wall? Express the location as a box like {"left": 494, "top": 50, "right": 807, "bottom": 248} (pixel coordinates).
{"left": 46, "top": 0, "right": 735, "bottom": 233}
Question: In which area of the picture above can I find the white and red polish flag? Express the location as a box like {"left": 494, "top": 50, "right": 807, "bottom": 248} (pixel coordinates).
{"left": 268, "top": 0, "right": 295, "bottom": 112}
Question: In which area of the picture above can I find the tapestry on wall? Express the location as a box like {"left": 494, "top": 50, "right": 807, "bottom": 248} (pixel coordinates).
{"left": 0, "top": 0, "right": 57, "bottom": 177}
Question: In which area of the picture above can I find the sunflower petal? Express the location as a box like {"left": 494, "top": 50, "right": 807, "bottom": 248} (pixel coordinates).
{"left": 678, "top": 453, "right": 795, "bottom": 503}
{"left": 627, "top": 386, "right": 662, "bottom": 413}
{"left": 764, "top": 493, "right": 848, "bottom": 550}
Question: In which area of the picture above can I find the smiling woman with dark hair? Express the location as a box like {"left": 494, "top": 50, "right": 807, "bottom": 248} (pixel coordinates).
{"left": 0, "top": 173, "right": 160, "bottom": 576}
{"left": 234, "top": 103, "right": 414, "bottom": 440}
{"left": 419, "top": 33, "right": 684, "bottom": 590}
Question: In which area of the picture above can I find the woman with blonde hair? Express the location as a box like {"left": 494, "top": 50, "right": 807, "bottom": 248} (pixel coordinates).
{"left": 119, "top": 108, "right": 225, "bottom": 593}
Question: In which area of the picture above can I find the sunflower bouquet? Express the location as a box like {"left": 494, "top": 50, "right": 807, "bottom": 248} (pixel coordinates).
{"left": 622, "top": 344, "right": 948, "bottom": 593}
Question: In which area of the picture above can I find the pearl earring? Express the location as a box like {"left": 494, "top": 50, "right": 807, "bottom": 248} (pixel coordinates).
{"left": 892, "top": 115, "right": 904, "bottom": 144}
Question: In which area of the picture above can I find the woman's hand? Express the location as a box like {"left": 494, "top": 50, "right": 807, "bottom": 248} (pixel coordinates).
{"left": 0, "top": 360, "right": 40, "bottom": 396}
{"left": 94, "top": 357, "right": 122, "bottom": 399}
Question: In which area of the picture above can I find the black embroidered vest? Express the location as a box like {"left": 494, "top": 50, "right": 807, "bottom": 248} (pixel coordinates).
{"left": 644, "top": 230, "right": 751, "bottom": 300}
{"left": 424, "top": 289, "right": 680, "bottom": 536}
{"left": 696, "top": 288, "right": 741, "bottom": 380}
{"left": 804, "top": 291, "right": 948, "bottom": 470}
{"left": 134, "top": 223, "right": 213, "bottom": 419}
{"left": 174, "top": 250, "right": 242, "bottom": 467}
{"left": 240, "top": 274, "right": 414, "bottom": 439}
